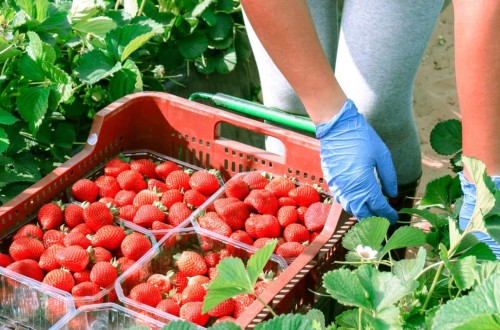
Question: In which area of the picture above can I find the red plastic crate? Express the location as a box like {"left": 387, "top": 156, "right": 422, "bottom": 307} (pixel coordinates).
{"left": 0, "top": 92, "right": 354, "bottom": 328}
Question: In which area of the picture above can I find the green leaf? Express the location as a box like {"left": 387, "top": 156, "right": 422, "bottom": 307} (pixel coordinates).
{"left": 123, "top": 59, "right": 143, "bottom": 92}
{"left": 178, "top": 31, "right": 209, "bottom": 59}
{"left": 35, "top": 0, "right": 49, "bottom": 22}
{"left": 0, "top": 128, "right": 8, "bottom": 154}
{"left": 109, "top": 68, "right": 137, "bottom": 101}
{"left": 342, "top": 217, "right": 390, "bottom": 252}
{"left": 76, "top": 49, "right": 121, "bottom": 84}
{"left": 0, "top": 110, "right": 19, "bottom": 125}
{"left": 105, "top": 24, "right": 155, "bottom": 62}
{"left": 255, "top": 314, "right": 313, "bottom": 330}
{"left": 475, "top": 260, "right": 500, "bottom": 285}
{"left": 393, "top": 247, "right": 426, "bottom": 287}
{"left": 381, "top": 226, "right": 426, "bottom": 256}
{"left": 42, "top": 63, "right": 73, "bottom": 103}
{"left": 0, "top": 182, "right": 33, "bottom": 203}
{"left": 16, "top": 0, "right": 35, "bottom": 18}
{"left": 207, "top": 13, "right": 233, "bottom": 40}
{"left": 160, "top": 320, "right": 197, "bottom": 330}
{"left": 323, "top": 268, "right": 371, "bottom": 309}
{"left": 0, "top": 152, "right": 42, "bottom": 183}
{"left": 210, "top": 321, "right": 242, "bottom": 330}
{"left": 305, "top": 309, "right": 326, "bottom": 330}
{"left": 216, "top": 0, "right": 234, "bottom": 11}
{"left": 336, "top": 309, "right": 364, "bottom": 329}
{"left": 459, "top": 241, "right": 497, "bottom": 261}
{"left": 400, "top": 208, "right": 448, "bottom": 228}
{"left": 53, "top": 123, "right": 76, "bottom": 151}
{"left": 432, "top": 273, "right": 500, "bottom": 330}
{"left": 16, "top": 86, "right": 50, "bottom": 132}
{"left": 26, "top": 31, "right": 55, "bottom": 64}
{"left": 484, "top": 214, "right": 500, "bottom": 247}
{"left": 419, "top": 175, "right": 454, "bottom": 209}
{"left": 430, "top": 119, "right": 462, "bottom": 156}
{"left": 215, "top": 48, "right": 237, "bottom": 73}
{"left": 247, "top": 239, "right": 277, "bottom": 285}
{"left": 447, "top": 255, "right": 477, "bottom": 290}
{"left": 72, "top": 16, "right": 117, "bottom": 37}
{"left": 235, "top": 29, "right": 253, "bottom": 61}
{"left": 0, "top": 39, "right": 22, "bottom": 61}
{"left": 192, "top": 0, "right": 216, "bottom": 17}
{"left": 19, "top": 55, "right": 45, "bottom": 81}
{"left": 194, "top": 54, "right": 216, "bottom": 74}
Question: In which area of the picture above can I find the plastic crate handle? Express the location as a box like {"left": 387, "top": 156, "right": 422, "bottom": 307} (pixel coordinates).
{"left": 189, "top": 92, "right": 316, "bottom": 134}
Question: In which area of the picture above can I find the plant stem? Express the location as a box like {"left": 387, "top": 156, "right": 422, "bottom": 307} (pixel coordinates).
{"left": 114, "top": 0, "right": 121, "bottom": 10}
{"left": 72, "top": 83, "right": 86, "bottom": 93}
{"left": 358, "top": 308, "right": 362, "bottom": 330}
{"left": 254, "top": 294, "right": 278, "bottom": 318}
{"left": 415, "top": 261, "right": 444, "bottom": 280}
{"left": 421, "top": 262, "right": 444, "bottom": 312}
{"left": 138, "top": 0, "right": 147, "bottom": 16}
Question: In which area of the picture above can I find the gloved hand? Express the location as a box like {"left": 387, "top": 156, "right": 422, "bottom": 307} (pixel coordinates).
{"left": 458, "top": 171, "right": 500, "bottom": 259}
{"left": 315, "top": 99, "right": 399, "bottom": 223}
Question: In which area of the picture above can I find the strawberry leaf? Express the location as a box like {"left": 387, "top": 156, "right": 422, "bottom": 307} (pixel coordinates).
{"left": 255, "top": 314, "right": 313, "bottom": 330}
{"left": 0, "top": 128, "right": 8, "bottom": 154}
{"left": 430, "top": 119, "right": 462, "bottom": 156}
{"left": 419, "top": 175, "right": 455, "bottom": 210}
{"left": 160, "top": 320, "right": 197, "bottom": 330}
{"left": 342, "top": 217, "right": 390, "bottom": 252}
{"left": 210, "top": 321, "right": 242, "bottom": 329}
{"left": 446, "top": 255, "right": 477, "bottom": 290}
{"left": 76, "top": 49, "right": 122, "bottom": 85}
{"left": 392, "top": 247, "right": 426, "bottom": 288}
{"left": 381, "top": 226, "right": 426, "bottom": 257}
{"left": 323, "top": 268, "right": 371, "bottom": 309}
{"left": 246, "top": 239, "right": 277, "bottom": 285}
{"left": 16, "top": 86, "right": 50, "bottom": 133}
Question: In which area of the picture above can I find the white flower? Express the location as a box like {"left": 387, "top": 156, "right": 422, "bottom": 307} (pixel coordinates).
{"left": 356, "top": 245, "right": 378, "bottom": 261}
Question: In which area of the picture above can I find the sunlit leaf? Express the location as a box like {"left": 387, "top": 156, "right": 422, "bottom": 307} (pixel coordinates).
{"left": 342, "top": 217, "right": 389, "bottom": 252}
{"left": 430, "top": 119, "right": 462, "bottom": 156}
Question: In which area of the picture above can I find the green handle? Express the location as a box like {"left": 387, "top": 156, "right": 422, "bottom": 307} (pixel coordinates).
{"left": 189, "top": 92, "right": 316, "bottom": 134}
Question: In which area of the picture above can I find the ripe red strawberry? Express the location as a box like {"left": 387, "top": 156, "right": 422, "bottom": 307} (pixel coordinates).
{"left": 90, "top": 261, "right": 118, "bottom": 288}
{"left": 82, "top": 202, "right": 116, "bottom": 232}
{"left": 244, "top": 189, "right": 279, "bottom": 215}
{"left": 245, "top": 214, "right": 281, "bottom": 239}
{"left": 176, "top": 251, "right": 207, "bottom": 276}
{"left": 63, "top": 231, "right": 91, "bottom": 249}
{"left": 189, "top": 170, "right": 220, "bottom": 196}
{"left": 114, "top": 190, "right": 136, "bottom": 207}
{"left": 224, "top": 177, "right": 250, "bottom": 200}
{"left": 288, "top": 185, "right": 321, "bottom": 207}
{"left": 233, "top": 294, "right": 256, "bottom": 318}
{"left": 160, "top": 189, "right": 184, "bottom": 208}
{"left": 9, "top": 237, "right": 45, "bottom": 261}
{"left": 120, "top": 232, "right": 152, "bottom": 261}
{"left": 71, "top": 281, "right": 101, "bottom": 299}
{"left": 265, "top": 175, "right": 296, "bottom": 197}
{"left": 151, "top": 221, "right": 175, "bottom": 243}
{"left": 214, "top": 197, "right": 249, "bottom": 230}
{"left": 208, "top": 298, "right": 235, "bottom": 318}
{"left": 39, "top": 244, "right": 64, "bottom": 272}
{"left": 180, "top": 302, "right": 210, "bottom": 326}
{"left": 204, "top": 252, "right": 220, "bottom": 268}
{"left": 166, "top": 202, "right": 193, "bottom": 226}
{"left": 253, "top": 237, "right": 283, "bottom": 252}
{"left": 156, "top": 298, "right": 180, "bottom": 316}
{"left": 38, "top": 202, "right": 64, "bottom": 230}
{"left": 208, "top": 267, "right": 218, "bottom": 280}
{"left": 133, "top": 189, "right": 160, "bottom": 207}
{"left": 43, "top": 269, "right": 75, "bottom": 292}
{"left": 214, "top": 316, "right": 236, "bottom": 325}
{"left": 181, "top": 283, "right": 206, "bottom": 305}
{"left": 43, "top": 229, "right": 66, "bottom": 248}
{"left": 183, "top": 189, "right": 207, "bottom": 208}
{"left": 276, "top": 241, "right": 307, "bottom": 259}
{"left": 98, "top": 197, "right": 117, "bottom": 206}
{"left": 283, "top": 223, "right": 310, "bottom": 243}
{"left": 73, "top": 269, "right": 91, "bottom": 284}
{"left": 197, "top": 211, "right": 232, "bottom": 237}
{"left": 6, "top": 259, "right": 44, "bottom": 282}
{"left": 228, "top": 230, "right": 254, "bottom": 248}
{"left": 304, "top": 202, "right": 332, "bottom": 232}
{"left": 71, "top": 179, "right": 99, "bottom": 202}
{"left": 172, "top": 271, "right": 188, "bottom": 292}
{"left": 118, "top": 204, "right": 138, "bottom": 221}
{"left": 277, "top": 205, "right": 298, "bottom": 227}
{"left": 296, "top": 206, "right": 308, "bottom": 225}
{"left": 117, "top": 170, "right": 147, "bottom": 192}
{"left": 88, "top": 246, "right": 113, "bottom": 264}
{"left": 63, "top": 203, "right": 84, "bottom": 228}
{"left": 278, "top": 196, "right": 297, "bottom": 207}
{"left": 242, "top": 171, "right": 269, "bottom": 190}
{"left": 147, "top": 274, "right": 172, "bottom": 294}
{"left": 89, "top": 225, "right": 126, "bottom": 250}
{"left": 155, "top": 161, "right": 180, "bottom": 181}
{"left": 188, "top": 275, "right": 210, "bottom": 286}
{"left": 116, "top": 256, "right": 143, "bottom": 288}
{"left": 104, "top": 158, "right": 130, "bottom": 177}
{"left": 133, "top": 204, "right": 166, "bottom": 228}
{"left": 130, "top": 158, "right": 157, "bottom": 179}
{"left": 147, "top": 178, "right": 169, "bottom": 193}
{"left": 94, "top": 175, "right": 121, "bottom": 199}
{"left": 129, "top": 282, "right": 162, "bottom": 307}
{"left": 55, "top": 245, "right": 89, "bottom": 272}
{"left": 310, "top": 231, "right": 321, "bottom": 243}
{"left": 165, "top": 169, "right": 191, "bottom": 191}
{"left": 0, "top": 253, "right": 13, "bottom": 267}
{"left": 13, "top": 224, "right": 44, "bottom": 241}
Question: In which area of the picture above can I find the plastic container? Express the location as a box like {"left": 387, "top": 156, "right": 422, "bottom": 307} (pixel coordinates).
{"left": 0, "top": 265, "right": 75, "bottom": 329}
{"left": 115, "top": 226, "right": 288, "bottom": 327}
{"left": 0, "top": 92, "right": 353, "bottom": 328}
{"left": 50, "top": 302, "right": 166, "bottom": 330}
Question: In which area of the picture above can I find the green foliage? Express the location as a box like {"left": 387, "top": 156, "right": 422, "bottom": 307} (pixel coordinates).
{"left": 430, "top": 119, "right": 463, "bottom": 172}
{"left": 0, "top": 0, "right": 251, "bottom": 204}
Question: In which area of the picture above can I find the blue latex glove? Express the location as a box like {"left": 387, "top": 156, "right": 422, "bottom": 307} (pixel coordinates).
{"left": 315, "top": 99, "right": 399, "bottom": 223}
{"left": 458, "top": 171, "right": 500, "bottom": 259}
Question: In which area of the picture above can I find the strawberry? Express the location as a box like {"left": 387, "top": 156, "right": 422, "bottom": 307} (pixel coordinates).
{"left": 129, "top": 282, "right": 162, "bottom": 307}
{"left": 166, "top": 202, "right": 193, "bottom": 226}
{"left": 228, "top": 230, "right": 254, "bottom": 248}
{"left": 187, "top": 275, "right": 210, "bottom": 286}
{"left": 304, "top": 202, "right": 332, "bottom": 232}
{"left": 120, "top": 232, "right": 152, "bottom": 261}
{"left": 90, "top": 261, "right": 118, "bottom": 288}
{"left": 288, "top": 185, "right": 321, "bottom": 207}
{"left": 117, "top": 170, "right": 147, "bottom": 192}
{"left": 214, "top": 316, "right": 236, "bottom": 325}
{"left": 94, "top": 175, "right": 121, "bottom": 199}
{"left": 133, "top": 189, "right": 160, "bottom": 207}
{"left": 13, "top": 224, "right": 44, "bottom": 241}
{"left": 245, "top": 214, "right": 281, "bottom": 239}
{"left": 38, "top": 244, "right": 64, "bottom": 272}
{"left": 88, "top": 246, "right": 113, "bottom": 263}
{"left": 265, "top": 175, "right": 296, "bottom": 197}
{"left": 208, "top": 267, "right": 218, "bottom": 280}
{"left": 71, "top": 179, "right": 99, "bottom": 202}
{"left": 296, "top": 206, "right": 308, "bottom": 225}
{"left": 160, "top": 189, "right": 184, "bottom": 208}
{"left": 188, "top": 169, "right": 220, "bottom": 195}
{"left": 71, "top": 281, "right": 101, "bottom": 299}
{"left": 63, "top": 231, "right": 91, "bottom": 249}
{"left": 151, "top": 221, "right": 175, "bottom": 243}
{"left": 283, "top": 223, "right": 310, "bottom": 243}
{"left": 82, "top": 202, "right": 116, "bottom": 232}
{"left": 9, "top": 237, "right": 45, "bottom": 261}
{"left": 179, "top": 302, "right": 210, "bottom": 326}
{"left": 197, "top": 211, "right": 232, "bottom": 237}
{"left": 63, "top": 203, "right": 84, "bottom": 228}
{"left": 224, "top": 177, "right": 250, "bottom": 200}
{"left": 89, "top": 225, "right": 126, "bottom": 250}
{"left": 156, "top": 298, "right": 180, "bottom": 316}
{"left": 165, "top": 169, "right": 191, "bottom": 191}
{"left": 73, "top": 269, "right": 91, "bottom": 284}
{"left": 104, "top": 158, "right": 130, "bottom": 177}
{"left": 183, "top": 189, "right": 207, "bottom": 208}
{"left": 242, "top": 171, "right": 269, "bottom": 190}
{"left": 70, "top": 223, "right": 95, "bottom": 236}
{"left": 233, "top": 294, "right": 256, "bottom": 318}
{"left": 147, "top": 178, "right": 169, "bottom": 193}
{"left": 214, "top": 198, "right": 249, "bottom": 230}
{"left": 181, "top": 283, "right": 206, "bottom": 305}
{"left": 176, "top": 251, "right": 207, "bottom": 276}
{"left": 172, "top": 271, "right": 189, "bottom": 292}
{"left": 43, "top": 229, "right": 66, "bottom": 248}
{"left": 133, "top": 204, "right": 166, "bottom": 228}
{"left": 130, "top": 158, "right": 157, "bottom": 179}
{"left": 117, "top": 256, "right": 143, "bottom": 288}
{"left": 43, "top": 269, "right": 75, "bottom": 292}
{"left": 0, "top": 253, "right": 13, "bottom": 267}
{"left": 253, "top": 237, "right": 283, "bottom": 252}
{"left": 38, "top": 202, "right": 64, "bottom": 230}
{"left": 6, "top": 259, "right": 44, "bottom": 282}
{"left": 204, "top": 252, "right": 220, "bottom": 268}
{"left": 277, "top": 205, "right": 298, "bottom": 227}
{"left": 98, "top": 197, "right": 117, "bottom": 206}
{"left": 118, "top": 204, "right": 138, "bottom": 221}
{"left": 276, "top": 241, "right": 307, "bottom": 259}
{"left": 278, "top": 196, "right": 297, "bottom": 207}
{"left": 244, "top": 189, "right": 279, "bottom": 215}
{"left": 208, "top": 299, "right": 235, "bottom": 318}
{"left": 155, "top": 161, "right": 180, "bottom": 181}
{"left": 310, "top": 231, "right": 321, "bottom": 243}
{"left": 114, "top": 190, "right": 137, "bottom": 207}
{"left": 55, "top": 245, "right": 89, "bottom": 272}
{"left": 147, "top": 274, "right": 172, "bottom": 294}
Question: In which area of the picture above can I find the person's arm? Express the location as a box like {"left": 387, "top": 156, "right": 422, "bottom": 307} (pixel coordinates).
{"left": 239, "top": 1, "right": 346, "bottom": 125}
{"left": 453, "top": 1, "right": 500, "bottom": 178}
